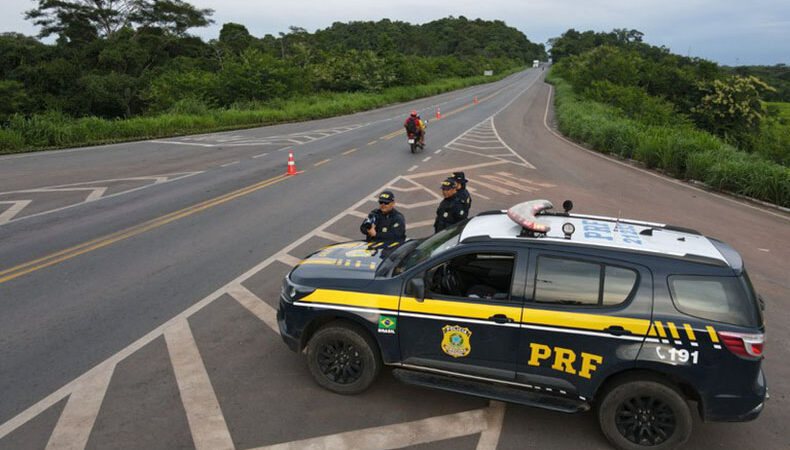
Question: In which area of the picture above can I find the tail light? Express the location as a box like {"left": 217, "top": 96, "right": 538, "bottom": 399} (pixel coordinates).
{"left": 719, "top": 331, "right": 764, "bottom": 359}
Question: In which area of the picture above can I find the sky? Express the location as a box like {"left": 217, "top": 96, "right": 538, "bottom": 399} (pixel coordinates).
{"left": 2, "top": 0, "right": 788, "bottom": 66}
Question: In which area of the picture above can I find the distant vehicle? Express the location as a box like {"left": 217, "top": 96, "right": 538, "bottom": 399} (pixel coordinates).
{"left": 533, "top": 60, "right": 540, "bottom": 68}
{"left": 278, "top": 199, "right": 766, "bottom": 450}
{"left": 406, "top": 132, "right": 423, "bottom": 153}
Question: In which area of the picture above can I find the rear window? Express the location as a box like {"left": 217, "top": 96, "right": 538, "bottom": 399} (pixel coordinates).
{"left": 668, "top": 275, "right": 760, "bottom": 327}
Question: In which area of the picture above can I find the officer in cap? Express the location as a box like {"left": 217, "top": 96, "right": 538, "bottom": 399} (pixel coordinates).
{"left": 361, "top": 190, "right": 406, "bottom": 242}
{"left": 434, "top": 177, "right": 466, "bottom": 233}
{"left": 451, "top": 171, "right": 471, "bottom": 216}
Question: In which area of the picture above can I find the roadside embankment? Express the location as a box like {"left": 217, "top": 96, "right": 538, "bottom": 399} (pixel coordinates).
{"left": 546, "top": 73, "right": 790, "bottom": 208}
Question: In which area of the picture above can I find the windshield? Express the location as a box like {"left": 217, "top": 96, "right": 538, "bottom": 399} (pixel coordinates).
{"left": 395, "top": 222, "right": 465, "bottom": 274}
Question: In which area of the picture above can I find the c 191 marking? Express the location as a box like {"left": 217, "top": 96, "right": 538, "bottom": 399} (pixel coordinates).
{"left": 656, "top": 346, "right": 699, "bottom": 364}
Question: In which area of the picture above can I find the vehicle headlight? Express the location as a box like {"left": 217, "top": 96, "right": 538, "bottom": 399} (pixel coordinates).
{"left": 282, "top": 276, "right": 315, "bottom": 302}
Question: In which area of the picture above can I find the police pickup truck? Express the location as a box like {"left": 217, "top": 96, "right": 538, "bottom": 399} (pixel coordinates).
{"left": 277, "top": 200, "right": 766, "bottom": 449}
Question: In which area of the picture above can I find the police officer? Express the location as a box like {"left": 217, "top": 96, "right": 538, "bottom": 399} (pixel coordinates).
{"left": 451, "top": 171, "right": 471, "bottom": 216}
{"left": 360, "top": 191, "right": 406, "bottom": 242}
{"left": 434, "top": 177, "right": 466, "bottom": 233}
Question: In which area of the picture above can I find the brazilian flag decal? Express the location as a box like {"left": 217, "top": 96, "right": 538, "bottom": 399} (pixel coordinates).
{"left": 378, "top": 315, "right": 397, "bottom": 334}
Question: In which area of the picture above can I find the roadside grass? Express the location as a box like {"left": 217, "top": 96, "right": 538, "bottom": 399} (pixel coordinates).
{"left": 0, "top": 68, "right": 522, "bottom": 154}
{"left": 548, "top": 74, "right": 790, "bottom": 207}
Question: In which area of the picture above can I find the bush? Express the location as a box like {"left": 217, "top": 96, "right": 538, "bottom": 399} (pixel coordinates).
{"left": 548, "top": 73, "right": 790, "bottom": 207}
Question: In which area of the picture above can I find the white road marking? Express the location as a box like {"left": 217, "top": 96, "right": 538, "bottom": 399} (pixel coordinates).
{"left": 44, "top": 368, "right": 114, "bottom": 450}
{"left": 164, "top": 319, "right": 234, "bottom": 450}
{"left": 466, "top": 186, "right": 491, "bottom": 200}
{"left": 407, "top": 219, "right": 436, "bottom": 230}
{"left": 316, "top": 230, "right": 351, "bottom": 242}
{"left": 0, "top": 200, "right": 32, "bottom": 223}
{"left": 252, "top": 406, "right": 491, "bottom": 450}
{"left": 253, "top": 152, "right": 268, "bottom": 158}
{"left": 422, "top": 156, "right": 432, "bottom": 162}
{"left": 758, "top": 248, "right": 770, "bottom": 252}
{"left": 277, "top": 254, "right": 302, "bottom": 266}
{"left": 434, "top": 149, "right": 442, "bottom": 154}
{"left": 0, "top": 172, "right": 203, "bottom": 227}
{"left": 220, "top": 161, "right": 239, "bottom": 167}
{"left": 408, "top": 165, "right": 419, "bottom": 172}
{"left": 227, "top": 283, "right": 279, "bottom": 333}
{"left": 392, "top": 200, "right": 437, "bottom": 209}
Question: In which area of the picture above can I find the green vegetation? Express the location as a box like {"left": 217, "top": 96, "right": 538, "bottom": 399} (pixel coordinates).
{"left": 0, "top": 4, "right": 546, "bottom": 153}
{"left": 546, "top": 29, "right": 789, "bottom": 206}
{"left": 548, "top": 75, "right": 789, "bottom": 207}
{"left": 0, "top": 68, "right": 521, "bottom": 152}
{"left": 726, "top": 65, "right": 790, "bottom": 102}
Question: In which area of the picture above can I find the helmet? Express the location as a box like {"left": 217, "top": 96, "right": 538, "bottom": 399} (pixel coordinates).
{"left": 410, "top": 110, "right": 417, "bottom": 116}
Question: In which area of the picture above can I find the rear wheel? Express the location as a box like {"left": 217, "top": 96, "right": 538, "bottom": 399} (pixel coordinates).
{"left": 410, "top": 142, "right": 417, "bottom": 153}
{"left": 306, "top": 322, "right": 381, "bottom": 394}
{"left": 597, "top": 379, "right": 692, "bottom": 450}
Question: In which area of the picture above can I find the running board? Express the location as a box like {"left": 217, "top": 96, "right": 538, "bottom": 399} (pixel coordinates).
{"left": 393, "top": 369, "right": 589, "bottom": 414}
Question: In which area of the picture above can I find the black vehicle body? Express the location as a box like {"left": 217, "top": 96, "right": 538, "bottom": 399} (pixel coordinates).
{"left": 278, "top": 206, "right": 766, "bottom": 447}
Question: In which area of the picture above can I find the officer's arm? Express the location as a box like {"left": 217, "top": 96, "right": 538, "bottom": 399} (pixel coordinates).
{"left": 394, "top": 214, "right": 406, "bottom": 240}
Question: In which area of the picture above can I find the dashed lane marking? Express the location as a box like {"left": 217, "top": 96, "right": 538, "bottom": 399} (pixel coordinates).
{"left": 220, "top": 161, "right": 239, "bottom": 167}
{"left": 341, "top": 148, "right": 358, "bottom": 155}
{"left": 313, "top": 159, "right": 331, "bottom": 167}
{"left": 422, "top": 157, "right": 432, "bottom": 162}
{"left": 408, "top": 165, "right": 419, "bottom": 172}
{"left": 253, "top": 152, "right": 268, "bottom": 158}
{"left": 434, "top": 149, "right": 442, "bottom": 154}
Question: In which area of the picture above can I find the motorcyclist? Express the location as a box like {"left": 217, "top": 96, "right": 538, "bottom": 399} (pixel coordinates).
{"left": 404, "top": 110, "right": 422, "bottom": 144}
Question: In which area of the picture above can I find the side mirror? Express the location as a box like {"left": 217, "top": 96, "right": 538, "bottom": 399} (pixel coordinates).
{"left": 409, "top": 278, "right": 425, "bottom": 302}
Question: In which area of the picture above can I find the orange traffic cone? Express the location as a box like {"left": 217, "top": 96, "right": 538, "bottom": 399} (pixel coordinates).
{"left": 285, "top": 151, "right": 301, "bottom": 175}
{"left": 474, "top": 97, "right": 478, "bottom": 105}
{"left": 436, "top": 108, "right": 441, "bottom": 119}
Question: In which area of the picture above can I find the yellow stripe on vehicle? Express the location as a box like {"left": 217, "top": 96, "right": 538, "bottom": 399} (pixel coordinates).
{"left": 667, "top": 322, "right": 680, "bottom": 339}
{"left": 400, "top": 297, "right": 521, "bottom": 321}
{"left": 523, "top": 309, "right": 651, "bottom": 335}
{"left": 653, "top": 321, "right": 667, "bottom": 338}
{"left": 296, "top": 258, "right": 337, "bottom": 266}
{"left": 683, "top": 324, "right": 697, "bottom": 341}
{"left": 301, "top": 289, "right": 400, "bottom": 311}
{"left": 706, "top": 326, "right": 719, "bottom": 343}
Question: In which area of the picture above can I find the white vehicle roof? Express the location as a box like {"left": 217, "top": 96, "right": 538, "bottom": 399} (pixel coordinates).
{"left": 460, "top": 208, "right": 727, "bottom": 265}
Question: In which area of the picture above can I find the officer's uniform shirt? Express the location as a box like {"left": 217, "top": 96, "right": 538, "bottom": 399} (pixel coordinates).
{"left": 456, "top": 186, "right": 472, "bottom": 216}
{"left": 360, "top": 208, "right": 406, "bottom": 242}
{"left": 433, "top": 195, "right": 466, "bottom": 233}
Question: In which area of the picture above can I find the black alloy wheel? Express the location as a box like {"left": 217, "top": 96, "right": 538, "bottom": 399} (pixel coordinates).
{"left": 615, "top": 395, "right": 676, "bottom": 446}
{"left": 316, "top": 338, "right": 363, "bottom": 385}
{"left": 306, "top": 322, "right": 382, "bottom": 394}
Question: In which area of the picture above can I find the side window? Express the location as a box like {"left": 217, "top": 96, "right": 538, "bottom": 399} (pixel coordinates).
{"left": 425, "top": 253, "right": 514, "bottom": 300}
{"left": 533, "top": 256, "right": 637, "bottom": 307}
{"left": 534, "top": 257, "right": 600, "bottom": 305}
{"left": 668, "top": 275, "right": 759, "bottom": 327}
{"left": 603, "top": 266, "right": 638, "bottom": 305}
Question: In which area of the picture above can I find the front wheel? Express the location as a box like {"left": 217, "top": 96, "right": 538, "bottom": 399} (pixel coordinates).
{"left": 597, "top": 379, "right": 692, "bottom": 450}
{"left": 306, "top": 322, "right": 381, "bottom": 394}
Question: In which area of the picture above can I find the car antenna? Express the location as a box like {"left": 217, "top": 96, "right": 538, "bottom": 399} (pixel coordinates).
{"left": 614, "top": 210, "right": 621, "bottom": 232}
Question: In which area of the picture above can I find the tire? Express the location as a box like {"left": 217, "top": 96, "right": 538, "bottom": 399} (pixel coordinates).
{"left": 410, "top": 143, "right": 416, "bottom": 153}
{"left": 597, "top": 379, "right": 692, "bottom": 450}
{"left": 306, "top": 322, "right": 382, "bottom": 395}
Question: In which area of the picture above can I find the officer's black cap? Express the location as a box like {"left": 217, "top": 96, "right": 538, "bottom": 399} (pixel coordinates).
{"left": 378, "top": 191, "right": 394, "bottom": 204}
{"left": 452, "top": 172, "right": 467, "bottom": 183}
{"left": 441, "top": 178, "right": 456, "bottom": 190}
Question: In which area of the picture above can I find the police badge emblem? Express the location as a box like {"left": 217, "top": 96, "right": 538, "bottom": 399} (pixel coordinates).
{"left": 441, "top": 325, "right": 472, "bottom": 358}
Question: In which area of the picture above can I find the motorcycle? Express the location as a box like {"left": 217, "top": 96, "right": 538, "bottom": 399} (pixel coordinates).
{"left": 407, "top": 131, "right": 424, "bottom": 153}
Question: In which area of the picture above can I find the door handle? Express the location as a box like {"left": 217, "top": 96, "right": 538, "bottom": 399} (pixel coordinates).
{"left": 604, "top": 325, "right": 629, "bottom": 336}
{"left": 488, "top": 314, "right": 513, "bottom": 324}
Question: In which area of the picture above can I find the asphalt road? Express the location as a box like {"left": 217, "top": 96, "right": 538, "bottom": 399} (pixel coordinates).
{"left": 0, "top": 68, "right": 788, "bottom": 449}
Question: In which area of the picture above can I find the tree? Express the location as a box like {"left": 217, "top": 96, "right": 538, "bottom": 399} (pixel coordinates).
{"left": 691, "top": 75, "right": 776, "bottom": 146}
{"left": 26, "top": 0, "right": 213, "bottom": 41}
